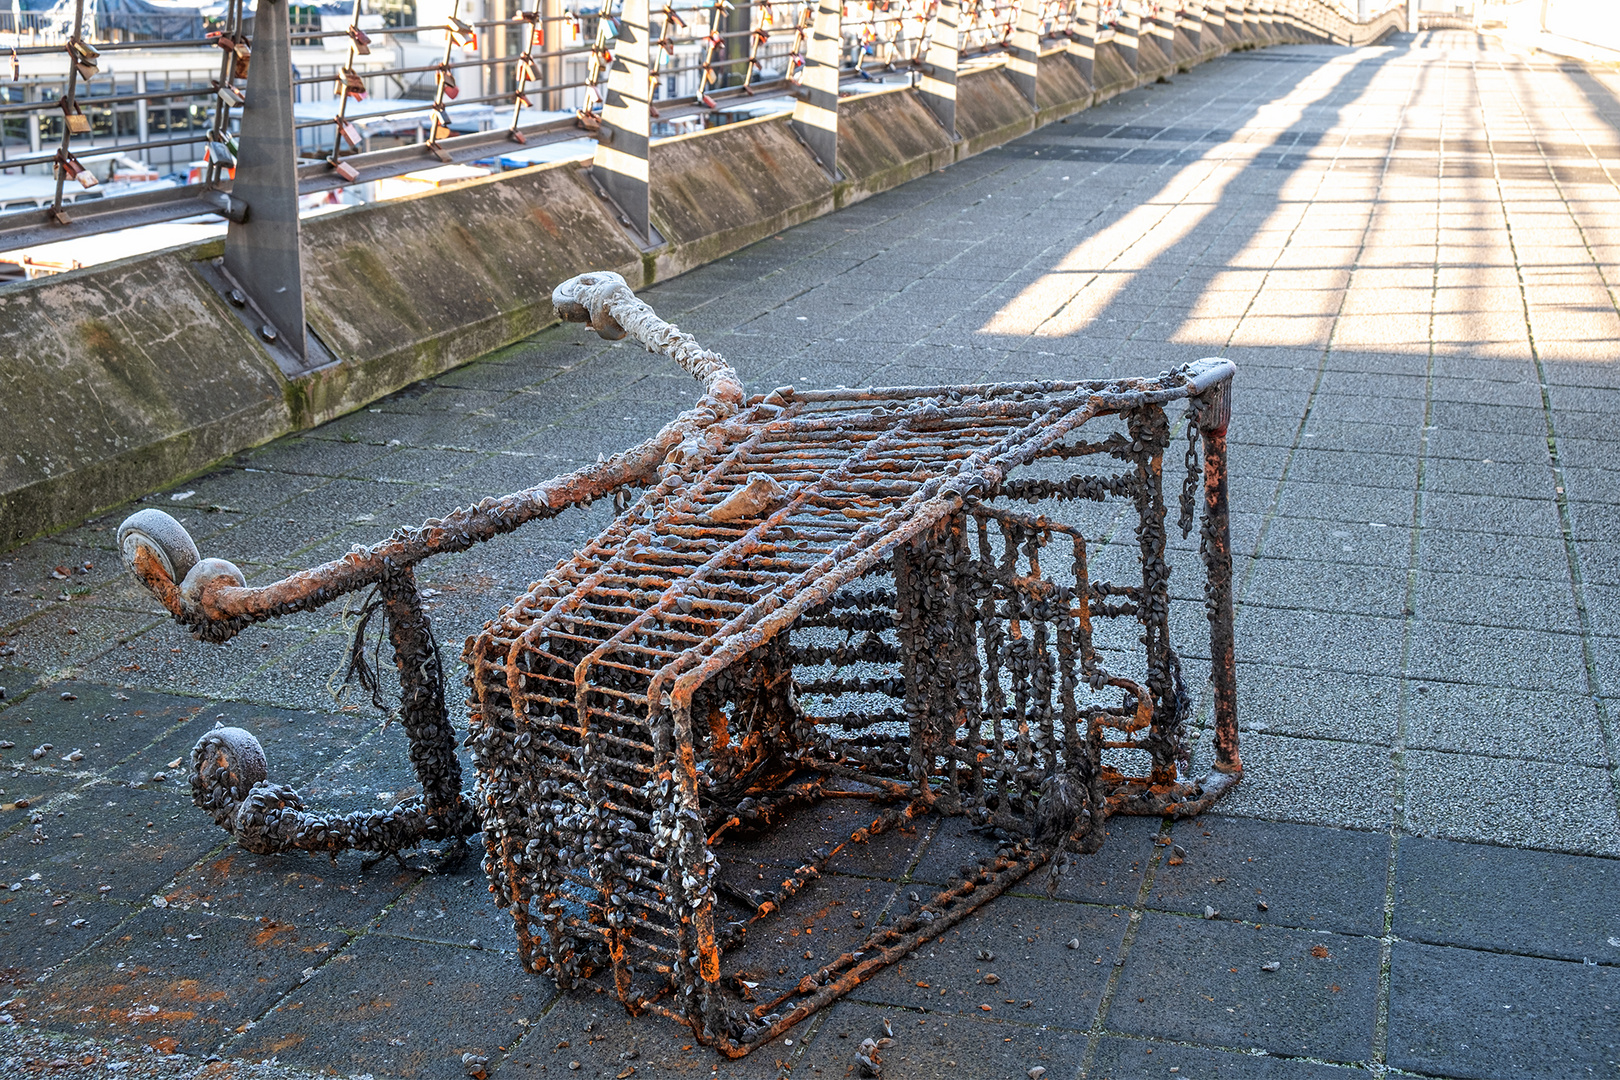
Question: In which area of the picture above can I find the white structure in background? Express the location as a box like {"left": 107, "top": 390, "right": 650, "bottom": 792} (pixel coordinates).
{"left": 1476, "top": 0, "right": 1620, "bottom": 58}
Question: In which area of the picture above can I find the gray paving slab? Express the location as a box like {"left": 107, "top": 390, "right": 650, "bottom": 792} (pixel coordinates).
{"left": 852, "top": 895, "right": 1124, "bottom": 1025}
{"left": 1272, "top": 480, "right": 1417, "bottom": 528}
{"left": 1412, "top": 568, "right": 1581, "bottom": 634}
{"left": 1415, "top": 526, "right": 1570, "bottom": 581}
{"left": 230, "top": 932, "right": 538, "bottom": 1078}
{"left": 501, "top": 992, "right": 763, "bottom": 1079}
{"left": 912, "top": 813, "right": 1162, "bottom": 907}
{"left": 1150, "top": 818, "right": 1389, "bottom": 937}
{"left": 17, "top": 903, "right": 350, "bottom": 1056}
{"left": 1402, "top": 749, "right": 1620, "bottom": 856}
{"left": 1087, "top": 1036, "right": 1368, "bottom": 1079}
{"left": 1400, "top": 679, "right": 1611, "bottom": 767}
{"left": 1235, "top": 608, "right": 1404, "bottom": 677}
{"left": 1226, "top": 662, "right": 1400, "bottom": 745}
{"left": 1242, "top": 557, "right": 1409, "bottom": 620}
{"left": 1405, "top": 619, "right": 1591, "bottom": 692}
{"left": 1386, "top": 940, "right": 1619, "bottom": 1080}
{"left": 1393, "top": 836, "right": 1620, "bottom": 965}
{"left": 1254, "top": 516, "right": 1411, "bottom": 569}
{"left": 1198, "top": 732, "right": 1395, "bottom": 832}
{"left": 1106, "top": 912, "right": 1381, "bottom": 1062}
{"left": 1423, "top": 490, "right": 1566, "bottom": 538}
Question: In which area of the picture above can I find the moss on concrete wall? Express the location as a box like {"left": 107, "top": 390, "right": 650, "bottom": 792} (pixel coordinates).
{"left": 0, "top": 251, "right": 289, "bottom": 548}
{"left": 836, "top": 88, "right": 955, "bottom": 199}
{"left": 1092, "top": 40, "right": 1138, "bottom": 101}
{"left": 1173, "top": 26, "right": 1203, "bottom": 65}
{"left": 297, "top": 159, "right": 643, "bottom": 428}
{"left": 651, "top": 115, "right": 835, "bottom": 280}
{"left": 955, "top": 67, "right": 1036, "bottom": 158}
{"left": 1036, "top": 50, "right": 1093, "bottom": 121}
{"left": 1137, "top": 32, "right": 1176, "bottom": 81}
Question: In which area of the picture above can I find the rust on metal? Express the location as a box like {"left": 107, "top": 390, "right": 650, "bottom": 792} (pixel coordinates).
{"left": 118, "top": 270, "right": 1239, "bottom": 1056}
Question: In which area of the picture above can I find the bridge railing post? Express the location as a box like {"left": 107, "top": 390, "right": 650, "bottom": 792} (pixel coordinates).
{"left": 222, "top": 0, "right": 311, "bottom": 371}
{"left": 1205, "top": 0, "right": 1227, "bottom": 51}
{"left": 1009, "top": 0, "right": 1042, "bottom": 108}
{"left": 1070, "top": 0, "right": 1098, "bottom": 86}
{"left": 1153, "top": 0, "right": 1176, "bottom": 60}
{"left": 592, "top": 0, "right": 655, "bottom": 246}
{"left": 1182, "top": 1, "right": 1204, "bottom": 57}
{"left": 791, "top": 0, "right": 843, "bottom": 179}
{"left": 1118, "top": 0, "right": 1140, "bottom": 79}
{"left": 919, "top": 0, "right": 960, "bottom": 139}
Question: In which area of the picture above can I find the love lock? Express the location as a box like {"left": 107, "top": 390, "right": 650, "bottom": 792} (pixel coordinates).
{"left": 68, "top": 38, "right": 99, "bottom": 79}
{"left": 340, "top": 67, "right": 367, "bottom": 99}
{"left": 437, "top": 65, "right": 459, "bottom": 100}
{"left": 59, "top": 101, "right": 90, "bottom": 135}
{"left": 204, "top": 139, "right": 236, "bottom": 168}
{"left": 448, "top": 16, "right": 478, "bottom": 48}
{"left": 55, "top": 149, "right": 97, "bottom": 189}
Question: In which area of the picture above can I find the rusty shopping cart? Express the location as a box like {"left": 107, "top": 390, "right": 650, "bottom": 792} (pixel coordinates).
{"left": 118, "top": 271, "right": 1240, "bottom": 1056}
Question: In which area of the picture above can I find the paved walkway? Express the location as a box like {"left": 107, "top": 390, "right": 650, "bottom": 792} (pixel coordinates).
{"left": 1, "top": 29, "right": 1618, "bottom": 1080}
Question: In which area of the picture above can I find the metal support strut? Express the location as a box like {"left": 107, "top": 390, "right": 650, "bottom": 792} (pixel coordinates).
{"left": 790, "top": 0, "right": 842, "bottom": 179}
{"left": 592, "top": 0, "right": 656, "bottom": 245}
{"left": 919, "top": 0, "right": 961, "bottom": 138}
{"left": 223, "top": 0, "right": 311, "bottom": 370}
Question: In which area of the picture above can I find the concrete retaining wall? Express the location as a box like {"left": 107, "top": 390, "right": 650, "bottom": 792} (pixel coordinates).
{"left": 1138, "top": 31, "right": 1177, "bottom": 81}
{"left": 299, "top": 160, "right": 643, "bottom": 429}
{"left": 0, "top": 252, "right": 289, "bottom": 549}
{"left": 0, "top": 18, "right": 1345, "bottom": 551}
{"left": 956, "top": 66, "right": 1038, "bottom": 158}
{"left": 1091, "top": 40, "right": 1139, "bottom": 101}
{"left": 836, "top": 87, "right": 956, "bottom": 198}
{"left": 1035, "top": 49, "right": 1094, "bottom": 123}
{"left": 651, "top": 114, "right": 835, "bottom": 281}
{"left": 1173, "top": 25, "right": 1203, "bottom": 66}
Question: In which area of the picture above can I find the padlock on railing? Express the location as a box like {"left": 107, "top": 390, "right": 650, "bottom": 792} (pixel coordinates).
{"left": 59, "top": 100, "right": 90, "bottom": 135}
{"left": 55, "top": 148, "right": 97, "bottom": 189}
{"left": 339, "top": 66, "right": 367, "bottom": 99}
{"left": 448, "top": 15, "right": 478, "bottom": 48}
{"left": 68, "top": 38, "right": 99, "bottom": 79}
{"left": 205, "top": 138, "right": 236, "bottom": 168}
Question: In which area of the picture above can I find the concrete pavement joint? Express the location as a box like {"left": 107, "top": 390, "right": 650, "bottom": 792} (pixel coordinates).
{"left": 1073, "top": 819, "right": 1170, "bottom": 1080}
{"left": 1487, "top": 60, "right": 1620, "bottom": 820}
{"left": 1375, "top": 43, "right": 1451, "bottom": 1077}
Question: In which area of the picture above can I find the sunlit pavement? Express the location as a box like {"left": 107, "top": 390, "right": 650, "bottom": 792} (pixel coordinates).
{"left": 1, "top": 29, "right": 1617, "bottom": 1080}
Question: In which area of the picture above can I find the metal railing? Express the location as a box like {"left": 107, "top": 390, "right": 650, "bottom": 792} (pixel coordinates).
{"left": 0, "top": 0, "right": 1395, "bottom": 367}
